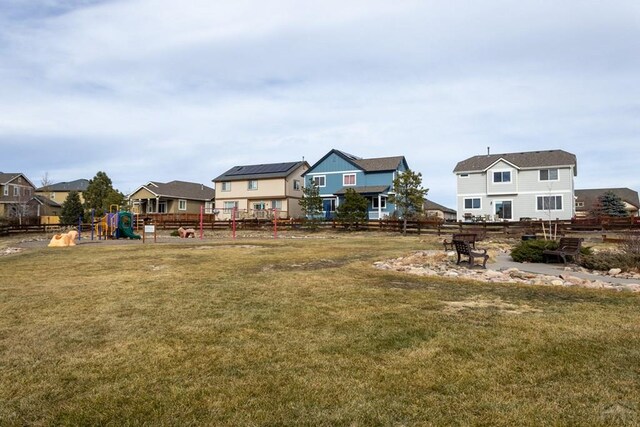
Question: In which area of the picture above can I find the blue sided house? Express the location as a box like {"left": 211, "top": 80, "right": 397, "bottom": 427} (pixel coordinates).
{"left": 303, "top": 149, "right": 409, "bottom": 220}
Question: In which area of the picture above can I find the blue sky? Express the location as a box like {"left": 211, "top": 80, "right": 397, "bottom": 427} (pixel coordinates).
{"left": 1, "top": 0, "right": 638, "bottom": 208}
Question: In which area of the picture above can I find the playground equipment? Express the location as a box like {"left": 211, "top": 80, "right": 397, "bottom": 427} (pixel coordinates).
{"left": 48, "top": 230, "right": 79, "bottom": 247}
{"left": 95, "top": 208, "right": 141, "bottom": 240}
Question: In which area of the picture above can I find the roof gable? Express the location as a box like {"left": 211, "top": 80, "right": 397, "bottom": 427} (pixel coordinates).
{"left": 130, "top": 180, "right": 215, "bottom": 200}
{"left": 0, "top": 173, "right": 35, "bottom": 188}
{"left": 305, "top": 149, "right": 408, "bottom": 175}
{"left": 575, "top": 188, "right": 640, "bottom": 210}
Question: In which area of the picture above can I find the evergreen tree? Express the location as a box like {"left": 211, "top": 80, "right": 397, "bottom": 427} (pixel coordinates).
{"left": 336, "top": 188, "right": 368, "bottom": 229}
{"left": 298, "top": 181, "right": 323, "bottom": 229}
{"left": 84, "top": 171, "right": 124, "bottom": 216}
{"left": 592, "top": 191, "right": 629, "bottom": 217}
{"left": 60, "top": 191, "right": 85, "bottom": 225}
{"left": 388, "top": 169, "right": 428, "bottom": 234}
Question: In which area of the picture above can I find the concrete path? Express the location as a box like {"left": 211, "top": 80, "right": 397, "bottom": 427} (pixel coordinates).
{"left": 492, "top": 253, "right": 640, "bottom": 285}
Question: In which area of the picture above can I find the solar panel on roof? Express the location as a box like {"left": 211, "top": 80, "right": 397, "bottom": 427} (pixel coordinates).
{"left": 225, "top": 162, "right": 297, "bottom": 176}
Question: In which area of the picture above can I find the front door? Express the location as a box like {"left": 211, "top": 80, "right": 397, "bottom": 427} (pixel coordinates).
{"left": 495, "top": 201, "right": 513, "bottom": 220}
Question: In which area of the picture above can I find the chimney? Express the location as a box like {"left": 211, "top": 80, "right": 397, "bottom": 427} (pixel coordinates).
{"left": 487, "top": 146, "right": 490, "bottom": 156}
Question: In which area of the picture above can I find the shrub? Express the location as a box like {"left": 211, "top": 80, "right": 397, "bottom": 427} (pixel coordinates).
{"left": 170, "top": 230, "right": 180, "bottom": 237}
{"left": 510, "top": 240, "right": 558, "bottom": 263}
{"left": 580, "top": 252, "right": 640, "bottom": 272}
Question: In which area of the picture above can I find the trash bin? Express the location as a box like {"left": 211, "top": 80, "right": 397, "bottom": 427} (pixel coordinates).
{"left": 521, "top": 235, "right": 536, "bottom": 241}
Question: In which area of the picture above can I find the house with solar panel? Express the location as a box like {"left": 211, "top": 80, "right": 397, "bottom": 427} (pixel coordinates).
{"left": 213, "top": 161, "right": 309, "bottom": 220}
{"left": 453, "top": 149, "right": 577, "bottom": 221}
{"left": 302, "top": 149, "right": 409, "bottom": 220}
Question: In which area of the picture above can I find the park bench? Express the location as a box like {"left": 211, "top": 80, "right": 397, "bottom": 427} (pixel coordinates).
{"left": 452, "top": 239, "right": 489, "bottom": 268}
{"left": 443, "top": 233, "right": 477, "bottom": 251}
{"left": 542, "top": 237, "right": 583, "bottom": 264}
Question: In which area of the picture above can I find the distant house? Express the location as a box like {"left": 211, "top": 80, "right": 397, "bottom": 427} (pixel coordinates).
{"left": 213, "top": 161, "right": 309, "bottom": 220}
{"left": 453, "top": 149, "right": 577, "bottom": 221}
{"left": 29, "top": 196, "right": 62, "bottom": 224}
{"left": 36, "top": 179, "right": 89, "bottom": 205}
{"left": 303, "top": 149, "right": 409, "bottom": 220}
{"left": 423, "top": 199, "right": 457, "bottom": 221}
{"left": 0, "top": 172, "right": 37, "bottom": 222}
{"left": 575, "top": 188, "right": 639, "bottom": 217}
{"left": 128, "top": 180, "right": 215, "bottom": 215}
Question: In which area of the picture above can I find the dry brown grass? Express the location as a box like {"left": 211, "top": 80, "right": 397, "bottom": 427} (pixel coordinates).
{"left": 0, "top": 234, "right": 639, "bottom": 425}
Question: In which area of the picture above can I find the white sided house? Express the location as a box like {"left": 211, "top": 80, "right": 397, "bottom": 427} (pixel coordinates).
{"left": 453, "top": 149, "right": 577, "bottom": 222}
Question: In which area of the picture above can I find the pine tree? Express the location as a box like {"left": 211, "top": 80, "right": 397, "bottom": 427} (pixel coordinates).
{"left": 60, "top": 191, "right": 85, "bottom": 225}
{"left": 84, "top": 171, "right": 124, "bottom": 216}
{"left": 388, "top": 169, "right": 428, "bottom": 234}
{"left": 298, "top": 181, "right": 323, "bottom": 229}
{"left": 594, "top": 191, "right": 629, "bottom": 217}
{"left": 336, "top": 188, "right": 368, "bottom": 230}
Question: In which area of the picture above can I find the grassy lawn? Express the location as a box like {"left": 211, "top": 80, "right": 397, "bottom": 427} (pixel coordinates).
{"left": 0, "top": 234, "right": 639, "bottom": 425}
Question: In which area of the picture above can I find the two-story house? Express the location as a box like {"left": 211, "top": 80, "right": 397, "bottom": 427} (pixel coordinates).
{"left": 128, "top": 180, "right": 216, "bottom": 215}
{"left": 575, "top": 188, "right": 640, "bottom": 218}
{"left": 303, "top": 149, "right": 409, "bottom": 220}
{"left": 453, "top": 149, "right": 577, "bottom": 221}
{"left": 36, "top": 179, "right": 90, "bottom": 205}
{"left": 0, "top": 172, "right": 37, "bottom": 222}
{"left": 213, "top": 161, "right": 309, "bottom": 220}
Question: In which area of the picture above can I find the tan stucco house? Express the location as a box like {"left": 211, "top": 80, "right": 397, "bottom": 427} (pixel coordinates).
{"left": 213, "top": 161, "right": 309, "bottom": 220}
{"left": 128, "top": 180, "right": 215, "bottom": 215}
{"left": 36, "top": 179, "right": 89, "bottom": 205}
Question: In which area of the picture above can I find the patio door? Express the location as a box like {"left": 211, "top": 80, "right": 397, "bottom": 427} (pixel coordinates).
{"left": 495, "top": 200, "right": 513, "bottom": 220}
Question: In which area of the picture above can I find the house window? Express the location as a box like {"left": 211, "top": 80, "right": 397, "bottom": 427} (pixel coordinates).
{"left": 205, "top": 201, "right": 214, "bottom": 214}
{"left": 272, "top": 200, "right": 282, "bottom": 210}
{"left": 575, "top": 201, "right": 585, "bottom": 208}
{"left": 323, "top": 198, "right": 336, "bottom": 212}
{"left": 540, "top": 168, "right": 559, "bottom": 181}
{"left": 313, "top": 176, "right": 326, "bottom": 187}
{"left": 221, "top": 182, "right": 231, "bottom": 192}
{"left": 464, "top": 198, "right": 481, "bottom": 209}
{"left": 223, "top": 201, "right": 238, "bottom": 213}
{"left": 343, "top": 174, "right": 356, "bottom": 186}
{"left": 495, "top": 201, "right": 513, "bottom": 220}
{"left": 293, "top": 180, "right": 301, "bottom": 191}
{"left": 3, "top": 186, "right": 8, "bottom": 196}
{"left": 459, "top": 173, "right": 469, "bottom": 178}
{"left": 14, "top": 186, "right": 19, "bottom": 196}
{"left": 372, "top": 197, "right": 387, "bottom": 209}
{"left": 537, "top": 195, "right": 563, "bottom": 211}
{"left": 50, "top": 193, "right": 56, "bottom": 200}
{"left": 178, "top": 199, "right": 187, "bottom": 211}
{"left": 158, "top": 201, "right": 167, "bottom": 213}
{"left": 253, "top": 201, "right": 266, "bottom": 210}
{"left": 248, "top": 180, "right": 258, "bottom": 190}
{"left": 493, "top": 171, "right": 511, "bottom": 183}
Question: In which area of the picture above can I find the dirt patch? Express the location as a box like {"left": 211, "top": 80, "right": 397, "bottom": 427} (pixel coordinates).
{"left": 443, "top": 296, "right": 543, "bottom": 315}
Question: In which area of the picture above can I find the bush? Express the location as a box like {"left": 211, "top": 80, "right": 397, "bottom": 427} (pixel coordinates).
{"left": 170, "top": 230, "right": 180, "bottom": 237}
{"left": 510, "top": 240, "right": 558, "bottom": 263}
{"left": 580, "top": 252, "right": 640, "bottom": 272}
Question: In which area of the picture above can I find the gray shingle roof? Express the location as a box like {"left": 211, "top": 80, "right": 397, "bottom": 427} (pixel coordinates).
{"left": 334, "top": 185, "right": 390, "bottom": 195}
{"left": 30, "top": 195, "right": 62, "bottom": 208}
{"left": 575, "top": 188, "right": 640, "bottom": 211}
{"left": 352, "top": 156, "right": 407, "bottom": 172}
{"left": 424, "top": 198, "right": 456, "bottom": 214}
{"left": 37, "top": 179, "right": 89, "bottom": 192}
{"left": 453, "top": 149, "right": 577, "bottom": 174}
{"left": 137, "top": 180, "right": 215, "bottom": 200}
{"left": 214, "top": 161, "right": 307, "bottom": 182}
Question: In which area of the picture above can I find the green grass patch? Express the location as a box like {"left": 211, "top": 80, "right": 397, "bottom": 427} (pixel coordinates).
{"left": 0, "top": 235, "right": 639, "bottom": 425}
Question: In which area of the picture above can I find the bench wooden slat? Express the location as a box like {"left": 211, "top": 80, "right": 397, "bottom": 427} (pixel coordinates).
{"left": 453, "top": 239, "right": 489, "bottom": 268}
{"left": 542, "top": 237, "right": 583, "bottom": 264}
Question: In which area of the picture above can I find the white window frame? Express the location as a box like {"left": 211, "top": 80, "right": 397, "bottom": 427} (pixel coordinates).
{"left": 459, "top": 173, "right": 469, "bottom": 178}
{"left": 492, "top": 170, "right": 512, "bottom": 184}
{"left": 372, "top": 197, "right": 387, "bottom": 209}
{"left": 539, "top": 168, "right": 559, "bottom": 181}
{"left": 178, "top": 199, "right": 187, "bottom": 211}
{"left": 494, "top": 200, "right": 514, "bottom": 220}
{"left": 221, "top": 182, "right": 231, "bottom": 192}
{"left": 13, "top": 186, "right": 19, "bottom": 196}
{"left": 537, "top": 195, "right": 563, "bottom": 211}
{"left": 575, "top": 201, "right": 584, "bottom": 208}
{"left": 223, "top": 201, "right": 238, "bottom": 213}
{"left": 313, "top": 175, "right": 326, "bottom": 187}
{"left": 248, "top": 180, "right": 258, "bottom": 191}
{"left": 3, "top": 186, "right": 8, "bottom": 196}
{"left": 293, "top": 180, "right": 301, "bottom": 191}
{"left": 464, "top": 198, "right": 481, "bottom": 210}
{"left": 343, "top": 173, "right": 356, "bottom": 186}
{"left": 272, "top": 200, "right": 282, "bottom": 210}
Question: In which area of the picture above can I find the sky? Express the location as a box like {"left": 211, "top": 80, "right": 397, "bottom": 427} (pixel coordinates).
{"left": 1, "top": 0, "right": 638, "bottom": 208}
